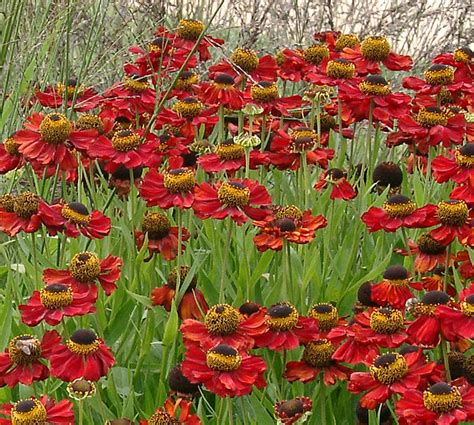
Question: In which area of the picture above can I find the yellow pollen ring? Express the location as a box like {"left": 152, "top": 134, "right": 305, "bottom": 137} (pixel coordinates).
{"left": 461, "top": 301, "right": 474, "bottom": 317}
{"left": 4, "top": 137, "right": 20, "bottom": 155}
{"left": 205, "top": 304, "right": 241, "bottom": 336}
{"left": 142, "top": 212, "right": 171, "bottom": 238}
{"left": 303, "top": 45, "right": 330, "bottom": 65}
{"left": 335, "top": 34, "right": 360, "bottom": 51}
{"left": 172, "top": 100, "right": 204, "bottom": 119}
{"left": 453, "top": 49, "right": 472, "bottom": 63}
{"left": 13, "top": 192, "right": 39, "bottom": 218}
{"left": 230, "top": 48, "right": 259, "bottom": 73}
{"left": 76, "top": 114, "right": 104, "bottom": 132}
{"left": 423, "top": 387, "right": 463, "bottom": 413}
{"left": 251, "top": 83, "right": 279, "bottom": 102}
{"left": 67, "top": 339, "right": 100, "bottom": 356}
{"left": 360, "top": 36, "right": 390, "bottom": 61}
{"left": 326, "top": 60, "right": 355, "bottom": 79}
{"left": 413, "top": 302, "right": 438, "bottom": 316}
{"left": 267, "top": 310, "right": 299, "bottom": 331}
{"left": 424, "top": 67, "right": 455, "bottom": 85}
{"left": 8, "top": 336, "right": 41, "bottom": 364}
{"left": 176, "top": 19, "right": 204, "bottom": 41}
{"left": 437, "top": 200, "right": 469, "bottom": 226}
{"left": 370, "top": 353, "right": 408, "bottom": 384}
{"left": 206, "top": 350, "right": 242, "bottom": 371}
{"left": 274, "top": 205, "right": 303, "bottom": 220}
{"left": 455, "top": 150, "right": 474, "bottom": 168}
{"left": 359, "top": 81, "right": 391, "bottom": 96}
{"left": 217, "top": 182, "right": 250, "bottom": 207}
{"left": 383, "top": 200, "right": 416, "bottom": 218}
{"left": 123, "top": 77, "right": 149, "bottom": 92}
{"left": 39, "top": 113, "right": 72, "bottom": 145}
{"left": 11, "top": 399, "right": 47, "bottom": 424}
{"left": 163, "top": 170, "right": 195, "bottom": 193}
{"left": 416, "top": 109, "right": 448, "bottom": 127}
{"left": 69, "top": 252, "right": 101, "bottom": 282}
{"left": 370, "top": 309, "right": 404, "bottom": 333}
{"left": 61, "top": 205, "right": 91, "bottom": 225}
{"left": 56, "top": 82, "right": 84, "bottom": 98}
{"left": 111, "top": 131, "right": 142, "bottom": 152}
{"left": 40, "top": 286, "right": 74, "bottom": 309}
{"left": 215, "top": 143, "right": 245, "bottom": 160}
{"left": 303, "top": 340, "right": 335, "bottom": 367}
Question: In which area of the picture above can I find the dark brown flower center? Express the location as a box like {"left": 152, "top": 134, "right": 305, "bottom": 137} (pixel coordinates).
{"left": 174, "top": 71, "right": 199, "bottom": 91}
{"left": 4, "top": 137, "right": 20, "bottom": 155}
{"left": 168, "top": 365, "right": 200, "bottom": 395}
{"left": 0, "top": 194, "right": 15, "bottom": 212}
{"left": 213, "top": 73, "right": 236, "bottom": 87}
{"left": 373, "top": 162, "right": 403, "bottom": 188}
{"left": 275, "top": 218, "right": 297, "bottom": 232}
{"left": 417, "top": 233, "right": 446, "bottom": 255}
{"left": 76, "top": 114, "right": 104, "bottom": 132}
{"left": 267, "top": 302, "right": 299, "bottom": 331}
{"left": 61, "top": 202, "right": 91, "bottom": 225}
{"left": 206, "top": 344, "right": 242, "bottom": 371}
{"left": 67, "top": 329, "right": 100, "bottom": 356}
{"left": 274, "top": 205, "right": 303, "bottom": 220}
{"left": 383, "top": 195, "right": 416, "bottom": 217}
{"left": 277, "top": 399, "right": 304, "bottom": 417}
{"left": 455, "top": 144, "right": 474, "bottom": 167}
{"left": 40, "top": 284, "right": 73, "bottom": 309}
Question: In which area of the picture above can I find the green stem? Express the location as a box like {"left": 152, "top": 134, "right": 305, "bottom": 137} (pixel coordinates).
{"left": 319, "top": 379, "right": 327, "bottom": 425}
{"left": 218, "top": 104, "right": 225, "bottom": 141}
{"left": 31, "top": 233, "right": 39, "bottom": 289}
{"left": 78, "top": 400, "right": 84, "bottom": 425}
{"left": 441, "top": 337, "right": 452, "bottom": 382}
{"left": 366, "top": 99, "right": 374, "bottom": 169}
{"left": 219, "top": 220, "right": 232, "bottom": 303}
{"left": 244, "top": 148, "right": 250, "bottom": 179}
{"left": 227, "top": 397, "right": 234, "bottom": 425}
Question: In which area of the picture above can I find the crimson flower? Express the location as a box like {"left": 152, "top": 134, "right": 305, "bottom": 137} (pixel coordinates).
{"left": 140, "top": 133, "right": 190, "bottom": 169}
{"left": 395, "top": 233, "right": 451, "bottom": 273}
{"left": 39, "top": 201, "right": 111, "bottom": 239}
{"left": 151, "top": 266, "right": 208, "bottom": 320}
{"left": 209, "top": 48, "right": 278, "bottom": 83}
{"left": 433, "top": 46, "right": 474, "bottom": 83}
{"left": 407, "top": 291, "right": 454, "bottom": 347}
{"left": 48, "top": 329, "right": 115, "bottom": 382}
{"left": 284, "top": 339, "right": 352, "bottom": 385}
{"left": 134, "top": 211, "right": 190, "bottom": 261}
{"left": 43, "top": 252, "right": 122, "bottom": 297}
{"left": 306, "top": 58, "right": 358, "bottom": 86}
{"left": 274, "top": 397, "right": 313, "bottom": 424}
{"left": 0, "top": 192, "right": 45, "bottom": 237}
{"left": 139, "top": 397, "right": 201, "bottom": 425}
{"left": 245, "top": 81, "right": 302, "bottom": 116}
{"left": 180, "top": 303, "right": 267, "bottom": 351}
{"left": 341, "top": 35, "right": 413, "bottom": 75}
{"left": 430, "top": 200, "right": 470, "bottom": 245}
{"left": 181, "top": 344, "right": 266, "bottom": 397}
{"left": 348, "top": 350, "right": 437, "bottom": 410}
{"left": 35, "top": 79, "right": 101, "bottom": 111}
{"left": 361, "top": 194, "right": 437, "bottom": 233}
{"left": 197, "top": 139, "right": 268, "bottom": 173}
{"left": 196, "top": 73, "right": 244, "bottom": 109}
{"left": 370, "top": 265, "right": 423, "bottom": 310}
{"left": 253, "top": 205, "right": 327, "bottom": 252}
{"left": 432, "top": 145, "right": 474, "bottom": 185}
{"left": 314, "top": 168, "right": 356, "bottom": 200}
{"left": 13, "top": 112, "right": 95, "bottom": 171}
{"left": 19, "top": 283, "right": 96, "bottom": 327}
{"left": 457, "top": 250, "right": 474, "bottom": 280}
{"left": 192, "top": 179, "right": 272, "bottom": 225}
{"left": 254, "top": 302, "right": 319, "bottom": 351}
{"left": 0, "top": 396, "right": 74, "bottom": 425}
{"left": 0, "top": 136, "right": 23, "bottom": 174}
{"left": 140, "top": 168, "right": 196, "bottom": 209}
{"left": 0, "top": 332, "right": 59, "bottom": 388}
{"left": 396, "top": 382, "right": 474, "bottom": 425}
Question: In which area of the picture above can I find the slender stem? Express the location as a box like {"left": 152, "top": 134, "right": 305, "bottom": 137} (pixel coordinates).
{"left": 31, "top": 233, "right": 39, "bottom": 289}
{"left": 227, "top": 397, "right": 234, "bottom": 425}
{"left": 218, "top": 104, "right": 225, "bottom": 141}
{"left": 219, "top": 220, "right": 232, "bottom": 303}
{"left": 366, "top": 99, "right": 374, "bottom": 169}
{"left": 319, "top": 379, "right": 327, "bottom": 425}
{"left": 443, "top": 245, "right": 451, "bottom": 292}
{"left": 78, "top": 400, "right": 84, "bottom": 425}
{"left": 441, "top": 336, "right": 452, "bottom": 381}
{"left": 175, "top": 208, "right": 183, "bottom": 298}
{"left": 244, "top": 148, "right": 250, "bottom": 179}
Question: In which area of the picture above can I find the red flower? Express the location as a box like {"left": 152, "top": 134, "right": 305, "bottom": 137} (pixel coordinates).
{"left": 284, "top": 339, "right": 352, "bottom": 385}
{"left": 307, "top": 58, "right": 358, "bottom": 86}
{"left": 43, "top": 252, "right": 122, "bottom": 297}
{"left": 209, "top": 48, "right": 278, "bottom": 83}
{"left": 39, "top": 201, "right": 111, "bottom": 239}
{"left": 421, "top": 267, "right": 457, "bottom": 296}
{"left": 431, "top": 294, "right": 474, "bottom": 342}
{"left": 196, "top": 73, "right": 244, "bottom": 109}
{"left": 430, "top": 200, "right": 470, "bottom": 245}
{"left": 192, "top": 179, "right": 272, "bottom": 225}
{"left": 0, "top": 332, "right": 58, "bottom": 388}
{"left": 314, "top": 168, "right": 356, "bottom": 200}
{"left": 139, "top": 397, "right": 201, "bottom": 425}
{"left": 338, "top": 76, "right": 411, "bottom": 125}
{"left": 140, "top": 168, "right": 196, "bottom": 209}
{"left": 407, "top": 291, "right": 454, "bottom": 347}
{"left": 432, "top": 145, "right": 474, "bottom": 185}
{"left": 370, "top": 265, "right": 423, "bottom": 310}
{"left": 35, "top": 79, "right": 101, "bottom": 111}
{"left": 395, "top": 233, "right": 451, "bottom": 273}
{"left": 396, "top": 382, "right": 474, "bottom": 425}
{"left": 0, "top": 396, "right": 74, "bottom": 424}
{"left": 13, "top": 112, "right": 95, "bottom": 171}
{"left": 48, "top": 329, "right": 115, "bottom": 382}
{"left": 348, "top": 350, "right": 437, "bottom": 410}
{"left": 134, "top": 211, "right": 190, "bottom": 261}
{"left": 245, "top": 81, "right": 302, "bottom": 116}
{"left": 352, "top": 307, "right": 409, "bottom": 348}
{"left": 197, "top": 139, "right": 268, "bottom": 174}
{"left": 274, "top": 397, "right": 313, "bottom": 424}
{"left": 180, "top": 304, "right": 267, "bottom": 351}
{"left": 0, "top": 136, "right": 23, "bottom": 174}
{"left": 403, "top": 63, "right": 473, "bottom": 96}
{"left": 341, "top": 35, "right": 413, "bottom": 75}
{"left": 433, "top": 47, "right": 474, "bottom": 83}
{"left": 140, "top": 133, "right": 190, "bottom": 169}
{"left": 457, "top": 250, "right": 474, "bottom": 280}
{"left": 88, "top": 128, "right": 157, "bottom": 173}
{"left": 253, "top": 205, "right": 327, "bottom": 252}
{"left": 397, "top": 108, "right": 467, "bottom": 152}
{"left": 0, "top": 192, "right": 45, "bottom": 237}
{"left": 19, "top": 283, "right": 96, "bottom": 327}
{"left": 151, "top": 266, "right": 208, "bottom": 320}
{"left": 181, "top": 344, "right": 266, "bottom": 397}
{"left": 254, "top": 302, "right": 319, "bottom": 351}
{"left": 361, "top": 194, "right": 437, "bottom": 233}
